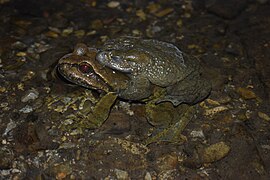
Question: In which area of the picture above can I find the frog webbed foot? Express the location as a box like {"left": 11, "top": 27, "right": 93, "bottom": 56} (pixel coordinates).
{"left": 155, "top": 96, "right": 184, "bottom": 106}
{"left": 144, "top": 104, "right": 195, "bottom": 145}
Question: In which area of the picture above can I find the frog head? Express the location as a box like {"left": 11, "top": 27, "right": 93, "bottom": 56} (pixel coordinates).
{"left": 57, "top": 43, "right": 128, "bottom": 93}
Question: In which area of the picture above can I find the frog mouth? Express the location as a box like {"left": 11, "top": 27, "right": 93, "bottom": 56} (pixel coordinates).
{"left": 57, "top": 63, "right": 110, "bottom": 93}
{"left": 55, "top": 65, "right": 75, "bottom": 85}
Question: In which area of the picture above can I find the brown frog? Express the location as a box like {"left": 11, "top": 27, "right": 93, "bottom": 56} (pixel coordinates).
{"left": 57, "top": 43, "right": 129, "bottom": 94}
{"left": 96, "top": 37, "right": 211, "bottom": 106}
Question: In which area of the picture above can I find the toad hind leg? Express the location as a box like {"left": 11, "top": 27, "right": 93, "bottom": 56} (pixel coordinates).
{"left": 157, "top": 74, "right": 211, "bottom": 106}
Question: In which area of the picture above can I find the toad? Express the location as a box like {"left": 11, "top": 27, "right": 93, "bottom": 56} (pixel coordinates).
{"left": 96, "top": 37, "right": 211, "bottom": 106}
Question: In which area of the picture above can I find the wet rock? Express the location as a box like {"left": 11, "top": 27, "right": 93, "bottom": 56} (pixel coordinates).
{"left": 107, "top": 1, "right": 120, "bottom": 8}
{"left": 3, "top": 119, "right": 17, "bottom": 136}
{"left": 200, "top": 141, "right": 230, "bottom": 163}
{"left": 47, "top": 163, "right": 72, "bottom": 180}
{"left": 11, "top": 41, "right": 27, "bottom": 51}
{"left": 114, "top": 169, "right": 129, "bottom": 179}
{"left": 203, "top": 106, "right": 228, "bottom": 117}
{"left": 205, "top": 0, "right": 248, "bottom": 19}
{"left": 21, "top": 88, "right": 39, "bottom": 102}
{"left": 258, "top": 112, "right": 270, "bottom": 121}
{"left": 156, "top": 153, "right": 178, "bottom": 172}
{"left": 190, "top": 130, "right": 205, "bottom": 139}
{"left": 237, "top": 87, "right": 257, "bottom": 100}
{"left": 19, "top": 105, "right": 34, "bottom": 113}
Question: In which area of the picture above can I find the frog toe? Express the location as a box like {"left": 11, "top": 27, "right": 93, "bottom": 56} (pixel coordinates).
{"left": 155, "top": 96, "right": 184, "bottom": 106}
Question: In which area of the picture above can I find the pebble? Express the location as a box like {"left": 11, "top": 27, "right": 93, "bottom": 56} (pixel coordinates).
{"left": 3, "top": 120, "right": 17, "bottom": 136}
{"left": 155, "top": 8, "right": 174, "bottom": 17}
{"left": 258, "top": 112, "right": 270, "bottom": 121}
{"left": 201, "top": 142, "right": 230, "bottom": 163}
{"left": 19, "top": 105, "right": 33, "bottom": 113}
{"left": 114, "top": 169, "right": 129, "bottom": 179}
{"left": 59, "top": 142, "right": 76, "bottom": 149}
{"left": 21, "top": 88, "right": 39, "bottom": 102}
{"left": 62, "top": 27, "right": 74, "bottom": 36}
{"left": 190, "top": 130, "right": 205, "bottom": 139}
{"left": 16, "top": 52, "right": 27, "bottom": 57}
{"left": 204, "top": 106, "right": 228, "bottom": 117}
{"left": 237, "top": 87, "right": 257, "bottom": 100}
{"left": 136, "top": 9, "right": 146, "bottom": 20}
{"left": 144, "top": 172, "right": 152, "bottom": 180}
{"left": 107, "top": 1, "right": 120, "bottom": 8}
{"left": 45, "top": 31, "right": 59, "bottom": 38}
{"left": 157, "top": 154, "right": 178, "bottom": 171}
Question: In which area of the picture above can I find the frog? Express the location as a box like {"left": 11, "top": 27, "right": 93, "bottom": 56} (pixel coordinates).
{"left": 96, "top": 36, "right": 211, "bottom": 106}
{"left": 56, "top": 39, "right": 211, "bottom": 144}
{"left": 57, "top": 43, "right": 130, "bottom": 129}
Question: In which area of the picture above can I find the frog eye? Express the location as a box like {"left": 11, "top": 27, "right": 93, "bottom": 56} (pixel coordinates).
{"left": 78, "top": 63, "right": 93, "bottom": 74}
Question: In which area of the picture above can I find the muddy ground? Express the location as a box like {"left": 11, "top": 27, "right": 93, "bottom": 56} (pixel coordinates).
{"left": 0, "top": 0, "right": 270, "bottom": 179}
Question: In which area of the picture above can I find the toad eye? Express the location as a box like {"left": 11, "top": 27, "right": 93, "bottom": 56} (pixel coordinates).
{"left": 111, "top": 56, "right": 121, "bottom": 62}
{"left": 78, "top": 63, "right": 93, "bottom": 74}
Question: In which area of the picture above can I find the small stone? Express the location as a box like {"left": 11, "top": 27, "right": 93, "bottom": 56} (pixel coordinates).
{"left": 201, "top": 142, "right": 230, "bottom": 163}
{"left": 60, "top": 142, "right": 76, "bottom": 149}
{"left": 176, "top": 19, "right": 183, "bottom": 28}
{"left": 132, "top": 29, "right": 141, "bottom": 36}
{"left": 258, "top": 112, "right": 270, "bottom": 121}
{"left": 86, "top": 30, "right": 97, "bottom": 36}
{"left": 74, "top": 30, "right": 85, "bottom": 37}
{"left": 157, "top": 154, "right": 178, "bottom": 171}
{"left": 22, "top": 71, "right": 36, "bottom": 81}
{"left": 206, "top": 99, "right": 220, "bottom": 106}
{"left": 21, "top": 88, "right": 39, "bottom": 102}
{"left": 147, "top": 2, "right": 160, "bottom": 14}
{"left": 53, "top": 164, "right": 72, "bottom": 179}
{"left": 19, "top": 105, "right": 33, "bottom": 113}
{"left": 136, "top": 9, "right": 146, "bottom": 21}
{"left": 62, "top": 28, "right": 73, "bottom": 36}
{"left": 63, "top": 119, "right": 74, "bottom": 125}
{"left": 114, "top": 169, "right": 129, "bottom": 179}
{"left": 204, "top": 106, "right": 228, "bottom": 117}
{"left": 16, "top": 52, "right": 27, "bottom": 57}
{"left": 107, "top": 1, "right": 120, "bottom": 8}
{"left": 0, "top": 86, "right": 6, "bottom": 93}
{"left": 190, "top": 130, "right": 205, "bottom": 139}
{"left": 237, "top": 87, "right": 257, "bottom": 100}
{"left": 45, "top": 31, "right": 59, "bottom": 38}
{"left": 11, "top": 41, "right": 27, "bottom": 50}
{"left": 144, "top": 172, "right": 152, "bottom": 180}
{"left": 155, "top": 8, "right": 174, "bottom": 17}
{"left": 3, "top": 120, "right": 17, "bottom": 136}
{"left": 91, "top": 19, "right": 103, "bottom": 30}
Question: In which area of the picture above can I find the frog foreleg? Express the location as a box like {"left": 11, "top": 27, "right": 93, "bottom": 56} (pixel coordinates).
{"left": 119, "top": 75, "right": 153, "bottom": 100}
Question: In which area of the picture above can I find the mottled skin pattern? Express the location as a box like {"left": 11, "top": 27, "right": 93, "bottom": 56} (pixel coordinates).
{"left": 96, "top": 37, "right": 211, "bottom": 105}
